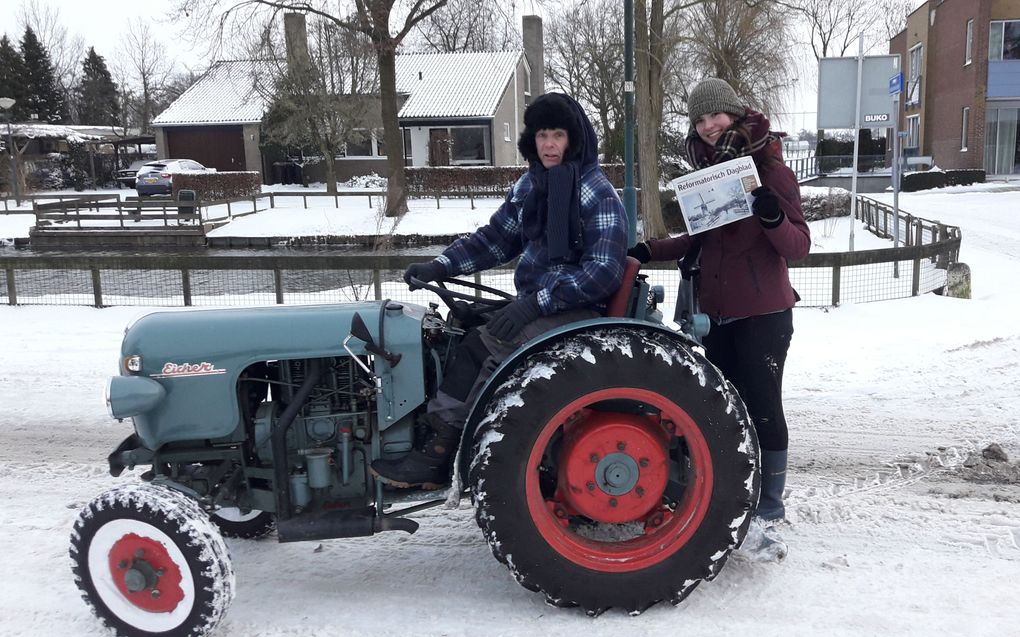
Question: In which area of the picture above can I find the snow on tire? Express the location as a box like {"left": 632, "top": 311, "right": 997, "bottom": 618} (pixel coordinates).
{"left": 69, "top": 483, "right": 235, "bottom": 637}
{"left": 469, "top": 326, "right": 758, "bottom": 615}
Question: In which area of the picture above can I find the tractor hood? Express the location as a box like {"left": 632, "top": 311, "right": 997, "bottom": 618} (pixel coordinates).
{"left": 111, "top": 302, "right": 426, "bottom": 449}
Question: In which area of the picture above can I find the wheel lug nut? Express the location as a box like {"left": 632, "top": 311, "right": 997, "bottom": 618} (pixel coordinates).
{"left": 117, "top": 560, "right": 128, "bottom": 569}
{"left": 609, "top": 498, "right": 618, "bottom": 507}
{"left": 636, "top": 486, "right": 645, "bottom": 497}
{"left": 134, "top": 549, "right": 144, "bottom": 558}
{"left": 616, "top": 442, "right": 626, "bottom": 451}
{"left": 589, "top": 453, "right": 599, "bottom": 463}
{"left": 151, "top": 589, "right": 160, "bottom": 599}
{"left": 155, "top": 569, "right": 165, "bottom": 577}
{"left": 586, "top": 481, "right": 595, "bottom": 491}
{"left": 554, "top": 507, "right": 566, "bottom": 518}
{"left": 639, "top": 458, "right": 649, "bottom": 467}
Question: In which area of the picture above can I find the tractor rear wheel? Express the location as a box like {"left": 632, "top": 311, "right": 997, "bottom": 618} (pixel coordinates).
{"left": 70, "top": 484, "right": 235, "bottom": 637}
{"left": 469, "top": 326, "right": 758, "bottom": 614}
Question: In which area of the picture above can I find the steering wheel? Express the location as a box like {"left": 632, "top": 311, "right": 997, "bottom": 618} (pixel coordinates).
{"left": 409, "top": 276, "right": 514, "bottom": 323}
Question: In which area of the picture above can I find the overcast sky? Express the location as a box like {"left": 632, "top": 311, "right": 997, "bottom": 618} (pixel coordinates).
{"left": 0, "top": 0, "right": 207, "bottom": 70}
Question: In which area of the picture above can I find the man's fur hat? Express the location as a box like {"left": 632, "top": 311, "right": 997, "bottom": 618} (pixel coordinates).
{"left": 517, "top": 93, "right": 584, "bottom": 163}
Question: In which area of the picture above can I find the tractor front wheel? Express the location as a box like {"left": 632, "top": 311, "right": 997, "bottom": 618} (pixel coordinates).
{"left": 70, "top": 484, "right": 235, "bottom": 637}
{"left": 469, "top": 326, "right": 758, "bottom": 614}
{"left": 211, "top": 508, "right": 276, "bottom": 539}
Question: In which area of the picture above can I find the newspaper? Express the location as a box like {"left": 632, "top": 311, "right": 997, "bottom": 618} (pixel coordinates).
{"left": 668, "top": 157, "right": 761, "bottom": 234}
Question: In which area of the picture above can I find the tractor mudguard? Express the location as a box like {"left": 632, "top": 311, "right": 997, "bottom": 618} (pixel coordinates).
{"left": 456, "top": 318, "right": 699, "bottom": 487}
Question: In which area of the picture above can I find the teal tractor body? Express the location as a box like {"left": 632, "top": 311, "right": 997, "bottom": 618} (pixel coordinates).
{"left": 72, "top": 268, "right": 760, "bottom": 637}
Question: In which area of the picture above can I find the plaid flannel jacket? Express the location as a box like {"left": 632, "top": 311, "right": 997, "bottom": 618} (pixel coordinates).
{"left": 436, "top": 166, "right": 627, "bottom": 315}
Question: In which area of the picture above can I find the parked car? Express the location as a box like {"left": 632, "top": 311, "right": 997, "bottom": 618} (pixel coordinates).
{"left": 115, "top": 160, "right": 149, "bottom": 189}
{"left": 135, "top": 159, "right": 215, "bottom": 196}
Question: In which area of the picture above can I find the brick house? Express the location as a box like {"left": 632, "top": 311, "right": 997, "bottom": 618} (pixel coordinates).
{"left": 890, "top": 0, "right": 1020, "bottom": 176}
{"left": 152, "top": 15, "right": 545, "bottom": 184}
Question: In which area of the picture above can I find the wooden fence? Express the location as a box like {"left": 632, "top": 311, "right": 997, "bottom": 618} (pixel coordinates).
{"left": 1, "top": 195, "right": 961, "bottom": 309}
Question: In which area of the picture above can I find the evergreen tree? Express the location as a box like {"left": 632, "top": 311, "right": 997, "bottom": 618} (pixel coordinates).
{"left": 75, "top": 47, "right": 119, "bottom": 125}
{"left": 0, "top": 36, "right": 28, "bottom": 120}
{"left": 20, "top": 26, "right": 67, "bottom": 123}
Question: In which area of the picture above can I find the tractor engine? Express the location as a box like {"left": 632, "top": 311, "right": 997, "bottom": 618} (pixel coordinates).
{"left": 245, "top": 355, "right": 416, "bottom": 511}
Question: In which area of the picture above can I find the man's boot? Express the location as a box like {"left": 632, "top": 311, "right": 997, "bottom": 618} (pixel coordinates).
{"left": 736, "top": 449, "right": 789, "bottom": 562}
{"left": 370, "top": 414, "right": 461, "bottom": 489}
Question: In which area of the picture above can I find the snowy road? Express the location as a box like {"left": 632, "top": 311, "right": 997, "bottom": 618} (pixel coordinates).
{"left": 1, "top": 185, "right": 1018, "bottom": 636}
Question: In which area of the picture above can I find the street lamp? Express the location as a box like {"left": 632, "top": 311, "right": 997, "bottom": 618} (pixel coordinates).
{"left": 0, "top": 97, "right": 20, "bottom": 207}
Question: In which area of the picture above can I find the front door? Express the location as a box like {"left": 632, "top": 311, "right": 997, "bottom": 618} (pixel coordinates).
{"left": 428, "top": 128, "right": 450, "bottom": 166}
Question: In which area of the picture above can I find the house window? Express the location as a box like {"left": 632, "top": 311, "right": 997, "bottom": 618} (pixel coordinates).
{"left": 374, "top": 128, "right": 386, "bottom": 157}
{"left": 450, "top": 126, "right": 490, "bottom": 165}
{"left": 906, "top": 115, "right": 920, "bottom": 152}
{"left": 907, "top": 44, "right": 923, "bottom": 106}
{"left": 402, "top": 128, "right": 412, "bottom": 166}
{"left": 503, "top": 123, "right": 511, "bottom": 142}
{"left": 961, "top": 107, "right": 970, "bottom": 151}
{"left": 989, "top": 20, "right": 1020, "bottom": 60}
{"left": 965, "top": 19, "right": 973, "bottom": 65}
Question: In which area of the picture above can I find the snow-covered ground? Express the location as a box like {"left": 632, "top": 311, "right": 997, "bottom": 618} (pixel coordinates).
{"left": 0, "top": 184, "right": 1018, "bottom": 636}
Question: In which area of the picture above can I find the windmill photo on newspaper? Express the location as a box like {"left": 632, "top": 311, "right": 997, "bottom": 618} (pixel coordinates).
{"left": 670, "top": 157, "right": 761, "bottom": 234}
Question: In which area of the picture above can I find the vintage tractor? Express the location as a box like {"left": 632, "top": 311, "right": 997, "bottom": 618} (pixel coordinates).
{"left": 69, "top": 265, "right": 759, "bottom": 637}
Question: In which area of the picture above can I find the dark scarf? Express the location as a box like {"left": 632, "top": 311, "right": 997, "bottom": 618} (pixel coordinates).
{"left": 685, "top": 109, "right": 783, "bottom": 169}
{"left": 522, "top": 162, "right": 583, "bottom": 263}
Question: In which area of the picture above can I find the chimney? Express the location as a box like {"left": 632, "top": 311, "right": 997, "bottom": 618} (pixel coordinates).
{"left": 284, "top": 13, "right": 311, "bottom": 71}
{"left": 522, "top": 15, "right": 544, "bottom": 97}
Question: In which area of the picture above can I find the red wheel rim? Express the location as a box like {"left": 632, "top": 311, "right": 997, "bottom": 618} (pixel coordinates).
{"left": 108, "top": 533, "right": 186, "bottom": 612}
{"left": 524, "top": 388, "right": 714, "bottom": 572}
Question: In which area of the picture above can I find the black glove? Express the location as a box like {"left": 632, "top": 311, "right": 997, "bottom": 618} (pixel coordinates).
{"left": 751, "top": 186, "right": 784, "bottom": 229}
{"left": 403, "top": 260, "right": 447, "bottom": 290}
{"left": 487, "top": 294, "right": 541, "bottom": 342}
{"left": 626, "top": 241, "right": 652, "bottom": 264}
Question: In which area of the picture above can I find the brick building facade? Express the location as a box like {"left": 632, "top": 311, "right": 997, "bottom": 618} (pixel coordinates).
{"left": 890, "top": 0, "right": 1020, "bottom": 175}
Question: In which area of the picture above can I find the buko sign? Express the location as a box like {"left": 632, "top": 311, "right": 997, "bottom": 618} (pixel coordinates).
{"left": 817, "top": 55, "right": 900, "bottom": 129}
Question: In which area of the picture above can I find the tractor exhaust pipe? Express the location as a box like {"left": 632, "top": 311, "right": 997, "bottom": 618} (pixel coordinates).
{"left": 277, "top": 508, "right": 418, "bottom": 542}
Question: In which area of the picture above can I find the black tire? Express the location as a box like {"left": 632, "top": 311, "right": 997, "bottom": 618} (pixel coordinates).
{"left": 211, "top": 508, "right": 276, "bottom": 539}
{"left": 469, "top": 326, "right": 758, "bottom": 615}
{"left": 70, "top": 484, "right": 235, "bottom": 637}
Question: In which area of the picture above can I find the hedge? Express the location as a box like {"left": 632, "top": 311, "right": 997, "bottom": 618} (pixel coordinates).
{"left": 902, "top": 171, "right": 947, "bottom": 192}
{"left": 403, "top": 163, "right": 627, "bottom": 193}
{"left": 946, "top": 169, "right": 984, "bottom": 186}
{"left": 172, "top": 171, "right": 261, "bottom": 200}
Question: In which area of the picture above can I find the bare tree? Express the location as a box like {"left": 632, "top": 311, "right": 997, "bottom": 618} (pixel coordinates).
{"left": 117, "top": 19, "right": 177, "bottom": 133}
{"left": 792, "top": 0, "right": 879, "bottom": 60}
{"left": 877, "top": 0, "right": 919, "bottom": 41}
{"left": 410, "top": 0, "right": 519, "bottom": 52}
{"left": 17, "top": 0, "right": 85, "bottom": 122}
{"left": 678, "top": 0, "right": 794, "bottom": 120}
{"left": 174, "top": 0, "right": 449, "bottom": 218}
{"left": 253, "top": 15, "right": 379, "bottom": 195}
{"left": 545, "top": 0, "right": 626, "bottom": 161}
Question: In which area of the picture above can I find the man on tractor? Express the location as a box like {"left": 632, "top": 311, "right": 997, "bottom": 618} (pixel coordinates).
{"left": 370, "top": 92, "right": 628, "bottom": 489}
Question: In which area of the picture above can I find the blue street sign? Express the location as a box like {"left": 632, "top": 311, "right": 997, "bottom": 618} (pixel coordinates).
{"left": 889, "top": 73, "right": 904, "bottom": 95}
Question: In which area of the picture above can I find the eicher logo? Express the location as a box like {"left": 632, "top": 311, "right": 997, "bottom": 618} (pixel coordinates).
{"left": 152, "top": 361, "right": 227, "bottom": 379}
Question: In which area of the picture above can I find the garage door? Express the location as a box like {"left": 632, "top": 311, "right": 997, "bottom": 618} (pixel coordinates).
{"left": 166, "top": 126, "right": 246, "bottom": 171}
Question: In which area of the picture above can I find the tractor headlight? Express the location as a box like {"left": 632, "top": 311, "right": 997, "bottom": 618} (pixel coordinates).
{"left": 124, "top": 355, "right": 142, "bottom": 373}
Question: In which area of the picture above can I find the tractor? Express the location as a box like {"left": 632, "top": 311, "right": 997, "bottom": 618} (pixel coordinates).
{"left": 69, "top": 260, "right": 759, "bottom": 637}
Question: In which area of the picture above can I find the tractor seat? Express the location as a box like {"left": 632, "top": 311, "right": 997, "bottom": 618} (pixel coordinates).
{"left": 605, "top": 256, "right": 642, "bottom": 317}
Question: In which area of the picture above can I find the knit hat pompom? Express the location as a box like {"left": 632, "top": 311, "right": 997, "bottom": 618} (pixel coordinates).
{"left": 687, "top": 78, "right": 745, "bottom": 125}
{"left": 518, "top": 92, "right": 584, "bottom": 163}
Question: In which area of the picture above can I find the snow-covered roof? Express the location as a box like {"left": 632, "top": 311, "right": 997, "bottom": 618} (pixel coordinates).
{"left": 6, "top": 123, "right": 141, "bottom": 143}
{"left": 152, "top": 52, "right": 524, "bottom": 127}
{"left": 395, "top": 51, "right": 525, "bottom": 120}
{"left": 153, "top": 60, "right": 271, "bottom": 127}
